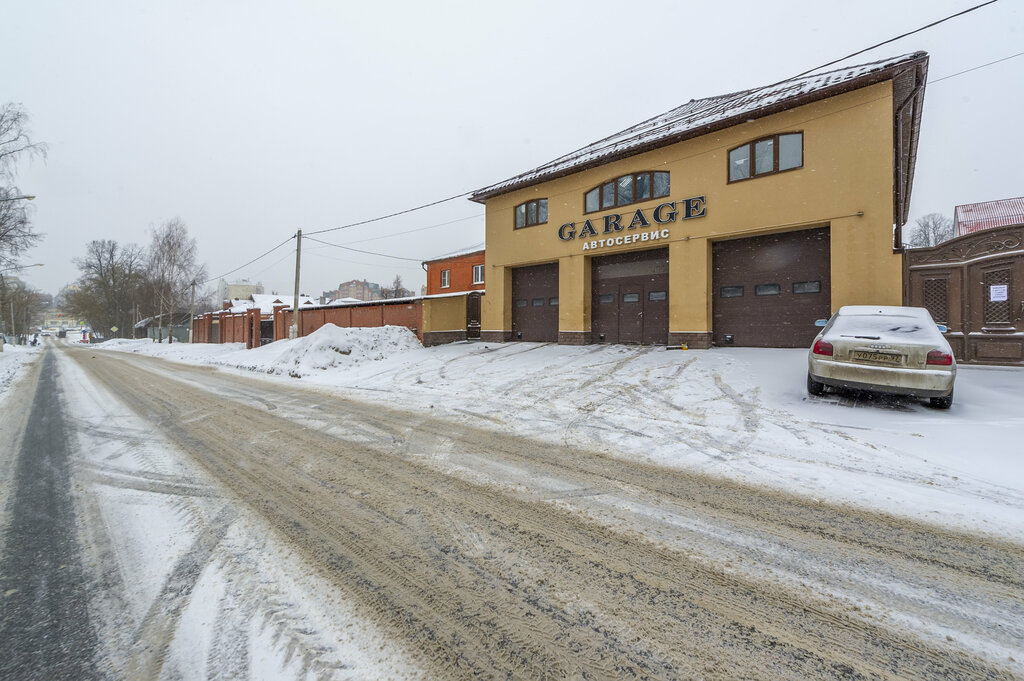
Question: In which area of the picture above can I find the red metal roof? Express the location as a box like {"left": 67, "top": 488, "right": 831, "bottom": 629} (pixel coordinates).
{"left": 954, "top": 197, "right": 1024, "bottom": 235}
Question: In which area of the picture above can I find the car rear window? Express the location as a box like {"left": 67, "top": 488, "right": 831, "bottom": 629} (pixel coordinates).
{"left": 831, "top": 315, "right": 936, "bottom": 340}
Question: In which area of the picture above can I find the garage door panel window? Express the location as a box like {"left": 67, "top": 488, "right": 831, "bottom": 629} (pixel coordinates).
{"left": 648, "top": 290, "right": 667, "bottom": 301}
{"left": 531, "top": 297, "right": 545, "bottom": 307}
{"left": 729, "top": 132, "right": 803, "bottom": 183}
{"left": 622, "top": 293, "right": 640, "bottom": 303}
{"left": 515, "top": 299, "right": 528, "bottom": 307}
{"left": 514, "top": 199, "right": 548, "bottom": 229}
{"left": 793, "top": 280, "right": 821, "bottom": 294}
{"left": 585, "top": 171, "right": 670, "bottom": 214}
{"left": 720, "top": 286, "right": 744, "bottom": 298}
{"left": 548, "top": 297, "right": 559, "bottom": 306}
{"left": 755, "top": 283, "right": 781, "bottom": 296}
{"left": 598, "top": 293, "right": 615, "bottom": 304}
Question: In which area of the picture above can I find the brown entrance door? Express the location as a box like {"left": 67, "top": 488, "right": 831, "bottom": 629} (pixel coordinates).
{"left": 618, "top": 286, "right": 643, "bottom": 344}
{"left": 591, "top": 248, "right": 669, "bottom": 345}
{"left": 466, "top": 292, "right": 481, "bottom": 340}
{"left": 593, "top": 281, "right": 619, "bottom": 343}
{"left": 642, "top": 283, "right": 669, "bottom": 344}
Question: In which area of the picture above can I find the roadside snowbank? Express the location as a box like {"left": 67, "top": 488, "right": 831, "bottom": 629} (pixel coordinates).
{"left": 0, "top": 344, "right": 41, "bottom": 404}
{"left": 94, "top": 326, "right": 1024, "bottom": 541}
{"left": 98, "top": 325, "right": 421, "bottom": 377}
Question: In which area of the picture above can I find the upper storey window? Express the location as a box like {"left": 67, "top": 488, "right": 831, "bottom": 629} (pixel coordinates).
{"left": 515, "top": 199, "right": 548, "bottom": 229}
{"left": 584, "top": 171, "right": 669, "bottom": 214}
{"left": 728, "top": 132, "right": 803, "bottom": 182}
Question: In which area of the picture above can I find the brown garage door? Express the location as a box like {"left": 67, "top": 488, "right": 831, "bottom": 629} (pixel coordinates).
{"left": 592, "top": 248, "right": 669, "bottom": 345}
{"left": 512, "top": 263, "right": 558, "bottom": 342}
{"left": 712, "top": 227, "right": 830, "bottom": 348}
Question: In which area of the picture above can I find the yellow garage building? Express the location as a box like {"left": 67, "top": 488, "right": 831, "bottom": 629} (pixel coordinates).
{"left": 470, "top": 52, "right": 928, "bottom": 348}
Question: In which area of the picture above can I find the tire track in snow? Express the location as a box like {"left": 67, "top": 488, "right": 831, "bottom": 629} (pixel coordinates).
{"left": 76, "top": 348, "right": 1024, "bottom": 680}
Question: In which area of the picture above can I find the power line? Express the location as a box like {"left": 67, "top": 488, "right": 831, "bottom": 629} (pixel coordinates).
{"left": 197, "top": 3, "right": 1005, "bottom": 282}
{"left": 929, "top": 50, "right": 1024, "bottom": 84}
{"left": 495, "top": 1, "right": 1001, "bottom": 188}
{"left": 202, "top": 235, "right": 294, "bottom": 284}
{"left": 304, "top": 236, "right": 424, "bottom": 262}
{"left": 305, "top": 250, "right": 424, "bottom": 271}
{"left": 345, "top": 213, "right": 484, "bottom": 245}
{"left": 304, "top": 191, "right": 472, "bottom": 237}
{"left": 790, "top": 0, "right": 999, "bottom": 79}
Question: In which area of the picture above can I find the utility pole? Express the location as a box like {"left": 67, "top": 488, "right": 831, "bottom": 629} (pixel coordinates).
{"left": 189, "top": 279, "right": 196, "bottom": 343}
{"left": 290, "top": 229, "right": 302, "bottom": 340}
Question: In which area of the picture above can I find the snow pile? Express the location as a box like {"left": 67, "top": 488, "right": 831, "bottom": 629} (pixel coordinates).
{"left": 0, "top": 344, "right": 41, "bottom": 401}
{"left": 256, "top": 324, "right": 422, "bottom": 377}
{"left": 94, "top": 324, "right": 423, "bottom": 379}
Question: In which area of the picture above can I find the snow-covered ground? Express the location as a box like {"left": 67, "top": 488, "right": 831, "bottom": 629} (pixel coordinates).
{"left": 97, "top": 325, "right": 1024, "bottom": 542}
{"left": 0, "top": 343, "right": 41, "bottom": 395}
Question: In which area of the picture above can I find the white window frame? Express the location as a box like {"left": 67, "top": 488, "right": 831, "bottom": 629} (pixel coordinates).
{"left": 440, "top": 269, "right": 450, "bottom": 289}
{"left": 472, "top": 264, "right": 484, "bottom": 285}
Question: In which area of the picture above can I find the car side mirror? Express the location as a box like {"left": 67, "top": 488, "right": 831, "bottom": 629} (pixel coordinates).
{"left": 936, "top": 324, "right": 948, "bottom": 333}
{"left": 814, "top": 319, "right": 828, "bottom": 327}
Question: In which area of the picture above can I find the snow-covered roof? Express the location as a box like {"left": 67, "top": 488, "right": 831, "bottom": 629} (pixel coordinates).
{"left": 471, "top": 52, "right": 928, "bottom": 207}
{"left": 250, "top": 293, "right": 315, "bottom": 313}
{"left": 954, "top": 196, "right": 1024, "bottom": 236}
{"left": 325, "top": 297, "right": 365, "bottom": 306}
{"left": 422, "top": 243, "right": 486, "bottom": 265}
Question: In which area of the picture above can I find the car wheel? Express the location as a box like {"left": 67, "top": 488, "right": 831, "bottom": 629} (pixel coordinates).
{"left": 929, "top": 390, "right": 953, "bottom": 410}
{"left": 807, "top": 373, "right": 827, "bottom": 396}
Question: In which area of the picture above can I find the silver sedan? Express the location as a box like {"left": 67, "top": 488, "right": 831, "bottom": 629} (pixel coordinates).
{"left": 807, "top": 305, "right": 956, "bottom": 409}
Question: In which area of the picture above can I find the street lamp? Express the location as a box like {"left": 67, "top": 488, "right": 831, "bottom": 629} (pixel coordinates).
{"left": 0, "top": 263, "right": 44, "bottom": 351}
{"left": 0, "top": 195, "right": 35, "bottom": 203}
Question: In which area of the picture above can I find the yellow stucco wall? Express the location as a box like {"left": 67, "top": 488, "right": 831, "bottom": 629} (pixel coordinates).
{"left": 423, "top": 294, "right": 472, "bottom": 332}
{"left": 481, "top": 81, "right": 901, "bottom": 337}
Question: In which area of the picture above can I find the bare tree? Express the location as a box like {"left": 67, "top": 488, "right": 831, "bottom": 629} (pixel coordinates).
{"left": 146, "top": 218, "right": 207, "bottom": 341}
{"left": 67, "top": 240, "right": 148, "bottom": 337}
{"left": 382, "top": 274, "right": 409, "bottom": 299}
{"left": 0, "top": 275, "right": 49, "bottom": 338}
{"left": 903, "top": 213, "right": 954, "bottom": 248}
{"left": 0, "top": 103, "right": 47, "bottom": 269}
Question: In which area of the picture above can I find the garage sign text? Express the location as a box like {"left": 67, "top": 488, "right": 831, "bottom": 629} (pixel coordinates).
{"left": 557, "top": 196, "right": 706, "bottom": 251}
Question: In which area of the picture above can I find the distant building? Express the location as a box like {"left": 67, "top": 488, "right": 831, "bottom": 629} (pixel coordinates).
{"left": 322, "top": 279, "right": 381, "bottom": 302}
{"left": 380, "top": 284, "right": 415, "bottom": 299}
{"left": 217, "top": 279, "right": 264, "bottom": 305}
{"left": 954, "top": 196, "right": 1024, "bottom": 236}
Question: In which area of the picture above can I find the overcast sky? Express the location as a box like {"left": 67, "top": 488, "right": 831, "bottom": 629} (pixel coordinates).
{"left": 3, "top": 0, "right": 1022, "bottom": 298}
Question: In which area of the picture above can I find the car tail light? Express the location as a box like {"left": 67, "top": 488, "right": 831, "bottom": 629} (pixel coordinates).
{"left": 812, "top": 339, "right": 833, "bottom": 356}
{"left": 926, "top": 349, "right": 953, "bottom": 366}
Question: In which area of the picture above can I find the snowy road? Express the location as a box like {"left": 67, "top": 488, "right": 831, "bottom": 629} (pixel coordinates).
{"left": 2, "top": 342, "right": 1019, "bottom": 679}
{"left": 0, "top": 352, "right": 100, "bottom": 680}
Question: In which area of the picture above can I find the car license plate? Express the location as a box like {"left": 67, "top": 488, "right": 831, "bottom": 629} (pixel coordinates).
{"left": 852, "top": 350, "right": 902, "bottom": 365}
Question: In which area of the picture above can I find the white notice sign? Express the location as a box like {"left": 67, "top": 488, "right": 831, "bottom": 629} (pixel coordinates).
{"left": 990, "top": 284, "right": 1008, "bottom": 302}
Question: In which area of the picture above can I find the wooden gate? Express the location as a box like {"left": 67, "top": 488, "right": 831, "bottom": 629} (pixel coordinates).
{"left": 905, "top": 223, "right": 1024, "bottom": 365}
